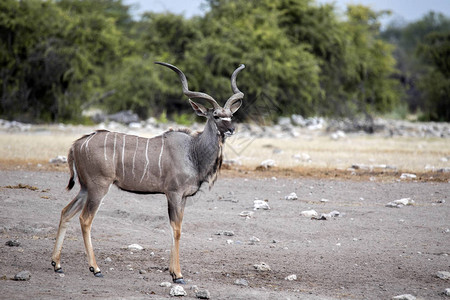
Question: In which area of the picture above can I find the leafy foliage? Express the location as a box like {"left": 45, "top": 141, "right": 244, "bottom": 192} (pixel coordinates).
{"left": 382, "top": 11, "right": 450, "bottom": 120}
{"left": 0, "top": 0, "right": 447, "bottom": 123}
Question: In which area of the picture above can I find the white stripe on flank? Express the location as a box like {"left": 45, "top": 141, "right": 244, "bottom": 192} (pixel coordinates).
{"left": 140, "top": 139, "right": 150, "bottom": 183}
{"left": 122, "top": 134, "right": 126, "bottom": 178}
{"left": 112, "top": 133, "right": 117, "bottom": 163}
{"left": 132, "top": 136, "right": 138, "bottom": 178}
{"left": 104, "top": 132, "right": 110, "bottom": 161}
{"left": 84, "top": 131, "right": 97, "bottom": 151}
{"left": 158, "top": 135, "right": 165, "bottom": 177}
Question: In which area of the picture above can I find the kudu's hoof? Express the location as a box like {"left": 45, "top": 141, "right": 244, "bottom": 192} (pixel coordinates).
{"left": 173, "top": 277, "right": 186, "bottom": 284}
{"left": 89, "top": 266, "right": 103, "bottom": 278}
{"left": 51, "top": 261, "right": 64, "bottom": 273}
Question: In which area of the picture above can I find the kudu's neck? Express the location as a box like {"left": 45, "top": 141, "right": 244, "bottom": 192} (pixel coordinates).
{"left": 192, "top": 117, "right": 223, "bottom": 183}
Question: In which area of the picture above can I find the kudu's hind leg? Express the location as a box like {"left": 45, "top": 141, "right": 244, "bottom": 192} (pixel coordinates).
{"left": 51, "top": 189, "right": 87, "bottom": 273}
{"left": 79, "top": 185, "right": 110, "bottom": 277}
{"left": 167, "top": 192, "right": 186, "bottom": 284}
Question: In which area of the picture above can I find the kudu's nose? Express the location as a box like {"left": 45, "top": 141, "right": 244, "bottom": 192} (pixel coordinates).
{"left": 225, "top": 127, "right": 235, "bottom": 136}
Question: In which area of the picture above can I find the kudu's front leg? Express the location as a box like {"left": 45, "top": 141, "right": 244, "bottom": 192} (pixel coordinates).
{"left": 166, "top": 192, "right": 186, "bottom": 284}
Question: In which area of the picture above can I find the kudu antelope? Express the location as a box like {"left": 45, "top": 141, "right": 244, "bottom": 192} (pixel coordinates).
{"left": 51, "top": 62, "right": 245, "bottom": 284}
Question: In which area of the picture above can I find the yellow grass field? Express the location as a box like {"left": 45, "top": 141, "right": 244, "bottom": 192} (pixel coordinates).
{"left": 0, "top": 126, "right": 449, "bottom": 178}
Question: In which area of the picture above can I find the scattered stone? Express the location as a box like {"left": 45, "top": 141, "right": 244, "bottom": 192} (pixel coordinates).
{"left": 260, "top": 159, "right": 276, "bottom": 169}
{"left": 331, "top": 130, "right": 346, "bottom": 140}
{"left": 386, "top": 198, "right": 415, "bottom": 208}
{"left": 5, "top": 240, "right": 20, "bottom": 247}
{"left": 234, "top": 278, "right": 249, "bottom": 286}
{"left": 301, "top": 209, "right": 318, "bottom": 218}
{"left": 160, "top": 281, "right": 172, "bottom": 287}
{"left": 444, "top": 288, "right": 450, "bottom": 296}
{"left": 226, "top": 239, "right": 234, "bottom": 245}
{"left": 285, "top": 192, "right": 298, "bottom": 200}
{"left": 293, "top": 153, "right": 311, "bottom": 162}
{"left": 239, "top": 211, "right": 254, "bottom": 218}
{"left": 329, "top": 210, "right": 340, "bottom": 217}
{"left": 437, "top": 271, "right": 450, "bottom": 280}
{"left": 249, "top": 236, "right": 260, "bottom": 244}
{"left": 196, "top": 289, "right": 211, "bottom": 299}
{"left": 313, "top": 210, "right": 341, "bottom": 220}
{"left": 253, "top": 262, "right": 271, "bottom": 272}
{"left": 253, "top": 200, "right": 270, "bottom": 210}
{"left": 170, "top": 285, "right": 187, "bottom": 296}
{"left": 392, "top": 294, "right": 416, "bottom": 300}
{"left": 107, "top": 110, "right": 139, "bottom": 124}
{"left": 190, "top": 285, "right": 199, "bottom": 293}
{"left": 216, "top": 230, "right": 235, "bottom": 236}
{"left": 49, "top": 155, "right": 67, "bottom": 164}
{"left": 320, "top": 198, "right": 329, "bottom": 203}
{"left": 128, "top": 122, "right": 142, "bottom": 129}
{"left": 14, "top": 270, "right": 31, "bottom": 281}
{"left": 437, "top": 199, "right": 446, "bottom": 203}
{"left": 104, "top": 257, "right": 112, "bottom": 262}
{"left": 127, "top": 244, "right": 144, "bottom": 251}
{"left": 400, "top": 173, "right": 417, "bottom": 179}
{"left": 139, "top": 269, "right": 147, "bottom": 274}
{"left": 285, "top": 274, "right": 297, "bottom": 281}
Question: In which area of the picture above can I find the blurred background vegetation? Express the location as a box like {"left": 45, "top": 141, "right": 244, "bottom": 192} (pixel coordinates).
{"left": 0, "top": 0, "right": 449, "bottom": 124}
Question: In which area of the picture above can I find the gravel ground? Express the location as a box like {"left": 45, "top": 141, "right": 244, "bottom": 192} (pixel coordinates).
{"left": 1, "top": 170, "right": 449, "bottom": 299}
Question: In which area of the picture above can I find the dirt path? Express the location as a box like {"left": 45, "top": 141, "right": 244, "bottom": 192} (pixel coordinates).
{"left": 1, "top": 170, "right": 449, "bottom": 299}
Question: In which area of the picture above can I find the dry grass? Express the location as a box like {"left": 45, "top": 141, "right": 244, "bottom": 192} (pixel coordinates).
{"left": 0, "top": 130, "right": 449, "bottom": 182}
{"left": 224, "top": 134, "right": 450, "bottom": 171}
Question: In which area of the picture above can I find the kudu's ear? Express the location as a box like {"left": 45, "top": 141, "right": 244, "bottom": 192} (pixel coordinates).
{"left": 229, "top": 99, "right": 242, "bottom": 114}
{"left": 189, "top": 99, "right": 208, "bottom": 117}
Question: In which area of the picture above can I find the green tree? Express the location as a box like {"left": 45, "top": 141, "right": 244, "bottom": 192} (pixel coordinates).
{"left": 186, "top": 0, "right": 321, "bottom": 120}
{"left": 0, "top": 0, "right": 126, "bottom": 122}
{"left": 382, "top": 11, "right": 450, "bottom": 115}
{"left": 417, "top": 32, "right": 450, "bottom": 121}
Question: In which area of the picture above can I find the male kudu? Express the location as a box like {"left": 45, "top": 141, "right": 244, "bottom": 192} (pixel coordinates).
{"left": 51, "top": 62, "right": 245, "bottom": 283}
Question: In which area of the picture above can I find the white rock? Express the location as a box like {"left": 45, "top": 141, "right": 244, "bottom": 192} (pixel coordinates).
{"left": 196, "top": 289, "right": 211, "bottom": 299}
{"left": 260, "top": 159, "right": 276, "bottom": 168}
{"left": 285, "top": 192, "right": 298, "bottom": 200}
{"left": 128, "top": 122, "right": 142, "bottom": 129}
{"left": 437, "top": 271, "right": 450, "bottom": 280}
{"left": 386, "top": 198, "right": 415, "bottom": 208}
{"left": 329, "top": 210, "right": 340, "bottom": 217}
{"left": 127, "top": 244, "right": 144, "bottom": 251}
{"left": 331, "top": 130, "right": 346, "bottom": 140}
{"left": 301, "top": 209, "right": 318, "bottom": 218}
{"left": 14, "top": 270, "right": 31, "bottom": 281}
{"left": 320, "top": 198, "right": 329, "bottom": 202}
{"left": 400, "top": 173, "right": 417, "bottom": 179}
{"left": 249, "top": 236, "right": 260, "bottom": 244}
{"left": 160, "top": 281, "right": 172, "bottom": 287}
{"left": 253, "top": 200, "right": 270, "bottom": 210}
{"left": 392, "top": 294, "right": 416, "bottom": 300}
{"left": 226, "top": 239, "right": 234, "bottom": 245}
{"left": 444, "top": 288, "right": 450, "bottom": 296}
{"left": 253, "top": 262, "right": 271, "bottom": 272}
{"left": 285, "top": 274, "right": 297, "bottom": 281}
{"left": 239, "top": 211, "right": 254, "bottom": 218}
{"left": 234, "top": 278, "right": 249, "bottom": 286}
{"left": 49, "top": 155, "right": 68, "bottom": 164}
{"left": 170, "top": 285, "right": 187, "bottom": 296}
{"left": 293, "top": 153, "right": 311, "bottom": 162}
{"left": 394, "top": 198, "right": 414, "bottom": 206}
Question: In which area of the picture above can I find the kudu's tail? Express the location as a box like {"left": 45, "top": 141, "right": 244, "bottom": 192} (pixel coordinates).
{"left": 66, "top": 147, "right": 76, "bottom": 191}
